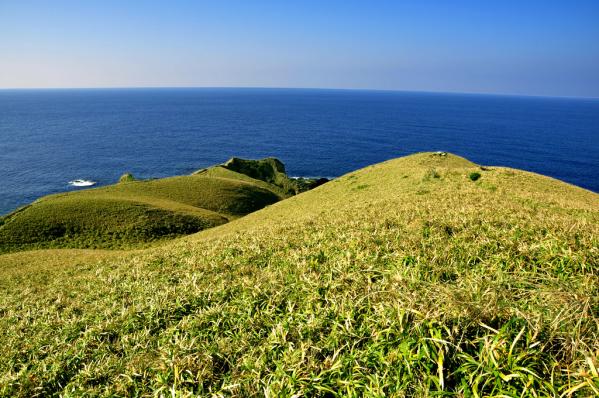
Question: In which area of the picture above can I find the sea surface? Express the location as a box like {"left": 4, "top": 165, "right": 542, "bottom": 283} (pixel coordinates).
{"left": 1, "top": 88, "right": 598, "bottom": 215}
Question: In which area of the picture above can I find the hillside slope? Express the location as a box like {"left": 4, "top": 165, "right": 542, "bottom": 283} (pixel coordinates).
{"left": 195, "top": 157, "right": 328, "bottom": 195}
{"left": 1, "top": 152, "right": 598, "bottom": 396}
{"left": 0, "top": 159, "right": 294, "bottom": 253}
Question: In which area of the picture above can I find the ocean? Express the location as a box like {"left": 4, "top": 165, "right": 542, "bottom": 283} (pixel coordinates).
{"left": 1, "top": 88, "right": 598, "bottom": 215}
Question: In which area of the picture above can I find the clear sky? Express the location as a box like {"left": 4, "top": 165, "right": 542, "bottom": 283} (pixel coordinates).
{"left": 1, "top": 0, "right": 598, "bottom": 97}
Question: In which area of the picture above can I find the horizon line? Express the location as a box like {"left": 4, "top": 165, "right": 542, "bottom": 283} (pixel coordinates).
{"left": 0, "top": 85, "right": 597, "bottom": 101}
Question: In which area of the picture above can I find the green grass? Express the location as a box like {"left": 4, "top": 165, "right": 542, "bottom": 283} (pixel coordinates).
{"left": 0, "top": 152, "right": 597, "bottom": 396}
{"left": 0, "top": 198, "right": 225, "bottom": 252}
{"left": 216, "top": 157, "right": 328, "bottom": 195}
{"left": 0, "top": 162, "right": 285, "bottom": 253}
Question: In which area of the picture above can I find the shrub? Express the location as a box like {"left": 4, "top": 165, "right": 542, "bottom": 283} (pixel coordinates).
{"left": 469, "top": 172, "right": 481, "bottom": 181}
{"left": 119, "top": 173, "right": 136, "bottom": 183}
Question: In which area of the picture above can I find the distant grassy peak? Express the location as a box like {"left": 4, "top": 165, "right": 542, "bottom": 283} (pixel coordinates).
{"left": 220, "top": 157, "right": 328, "bottom": 195}
{"left": 222, "top": 157, "right": 287, "bottom": 185}
{"left": 384, "top": 151, "right": 479, "bottom": 169}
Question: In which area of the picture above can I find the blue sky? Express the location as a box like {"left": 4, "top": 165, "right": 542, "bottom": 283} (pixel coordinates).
{"left": 1, "top": 1, "right": 598, "bottom": 97}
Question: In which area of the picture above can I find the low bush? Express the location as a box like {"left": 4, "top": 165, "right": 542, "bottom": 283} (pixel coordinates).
{"left": 469, "top": 172, "right": 481, "bottom": 181}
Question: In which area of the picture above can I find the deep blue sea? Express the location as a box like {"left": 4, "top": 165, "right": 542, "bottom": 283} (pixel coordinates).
{"left": 1, "top": 88, "right": 598, "bottom": 215}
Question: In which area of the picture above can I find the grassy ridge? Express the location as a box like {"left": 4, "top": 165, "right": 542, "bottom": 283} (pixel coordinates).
{"left": 0, "top": 198, "right": 225, "bottom": 251}
{"left": 198, "top": 157, "right": 329, "bottom": 196}
{"left": 0, "top": 153, "right": 598, "bottom": 396}
{"left": 0, "top": 162, "right": 285, "bottom": 253}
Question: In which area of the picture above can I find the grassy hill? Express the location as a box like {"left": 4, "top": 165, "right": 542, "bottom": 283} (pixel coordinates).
{"left": 218, "top": 157, "right": 328, "bottom": 195}
{"left": 195, "top": 157, "right": 328, "bottom": 196}
{"left": 0, "top": 159, "right": 298, "bottom": 253}
{"left": 0, "top": 152, "right": 598, "bottom": 396}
